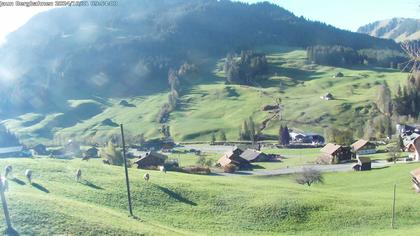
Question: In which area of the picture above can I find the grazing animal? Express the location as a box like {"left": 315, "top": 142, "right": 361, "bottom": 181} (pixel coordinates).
{"left": 25, "top": 169, "right": 33, "bottom": 184}
{"left": 75, "top": 169, "right": 82, "bottom": 182}
{"left": 102, "top": 159, "right": 111, "bottom": 165}
{"left": 4, "top": 165, "right": 12, "bottom": 178}
{"left": 159, "top": 166, "right": 166, "bottom": 173}
{"left": 143, "top": 173, "right": 150, "bottom": 182}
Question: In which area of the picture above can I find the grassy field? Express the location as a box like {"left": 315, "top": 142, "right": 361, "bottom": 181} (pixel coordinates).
{"left": 2, "top": 47, "right": 408, "bottom": 144}
{"left": 0, "top": 157, "right": 420, "bottom": 235}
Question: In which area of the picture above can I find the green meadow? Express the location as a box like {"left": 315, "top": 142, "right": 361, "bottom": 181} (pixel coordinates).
{"left": 0, "top": 157, "right": 419, "bottom": 235}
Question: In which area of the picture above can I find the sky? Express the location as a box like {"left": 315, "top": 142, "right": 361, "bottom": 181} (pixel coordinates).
{"left": 0, "top": 0, "right": 419, "bottom": 44}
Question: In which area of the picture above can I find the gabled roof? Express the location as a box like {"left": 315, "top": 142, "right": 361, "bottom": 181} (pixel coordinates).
{"left": 217, "top": 156, "right": 234, "bottom": 167}
{"left": 320, "top": 143, "right": 341, "bottom": 155}
{"left": 240, "top": 149, "right": 264, "bottom": 162}
{"left": 0, "top": 146, "right": 23, "bottom": 154}
{"left": 351, "top": 139, "right": 373, "bottom": 151}
{"left": 357, "top": 156, "right": 371, "bottom": 164}
{"left": 136, "top": 152, "right": 167, "bottom": 162}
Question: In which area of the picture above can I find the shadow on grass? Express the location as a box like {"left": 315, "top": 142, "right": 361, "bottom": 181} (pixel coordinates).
{"left": 10, "top": 178, "right": 25, "bottom": 185}
{"left": 81, "top": 180, "right": 104, "bottom": 190}
{"left": 31, "top": 183, "right": 49, "bottom": 193}
{"left": 372, "top": 166, "right": 390, "bottom": 170}
{"left": 6, "top": 227, "right": 19, "bottom": 236}
{"left": 156, "top": 185, "right": 197, "bottom": 206}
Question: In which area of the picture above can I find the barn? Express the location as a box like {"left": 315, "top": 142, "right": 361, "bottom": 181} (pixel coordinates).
{"left": 134, "top": 152, "right": 168, "bottom": 169}
{"left": 217, "top": 147, "right": 251, "bottom": 169}
{"left": 239, "top": 149, "right": 269, "bottom": 162}
{"left": 319, "top": 143, "right": 352, "bottom": 164}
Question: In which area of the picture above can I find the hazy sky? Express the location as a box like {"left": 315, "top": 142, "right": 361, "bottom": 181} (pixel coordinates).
{"left": 0, "top": 0, "right": 419, "bottom": 45}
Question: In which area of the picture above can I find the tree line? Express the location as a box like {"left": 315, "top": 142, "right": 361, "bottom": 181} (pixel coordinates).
{"left": 307, "top": 45, "right": 406, "bottom": 68}
{"left": 224, "top": 51, "right": 268, "bottom": 85}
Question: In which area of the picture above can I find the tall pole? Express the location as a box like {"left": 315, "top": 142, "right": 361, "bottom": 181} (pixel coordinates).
{"left": 120, "top": 124, "right": 133, "bottom": 216}
{"left": 391, "top": 183, "right": 396, "bottom": 229}
{"left": 0, "top": 176, "right": 12, "bottom": 232}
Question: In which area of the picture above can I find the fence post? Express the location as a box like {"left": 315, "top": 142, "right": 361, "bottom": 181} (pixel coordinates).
{"left": 120, "top": 124, "right": 133, "bottom": 216}
{"left": 0, "top": 176, "right": 12, "bottom": 232}
{"left": 391, "top": 183, "right": 396, "bottom": 229}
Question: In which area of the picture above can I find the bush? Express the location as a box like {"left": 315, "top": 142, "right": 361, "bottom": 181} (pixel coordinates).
{"left": 223, "top": 164, "right": 237, "bottom": 173}
{"left": 101, "top": 141, "right": 124, "bottom": 166}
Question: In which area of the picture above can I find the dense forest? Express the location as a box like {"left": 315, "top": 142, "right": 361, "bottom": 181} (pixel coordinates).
{"left": 307, "top": 45, "right": 407, "bottom": 68}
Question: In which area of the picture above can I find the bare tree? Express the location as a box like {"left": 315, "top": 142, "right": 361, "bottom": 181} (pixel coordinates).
{"left": 401, "top": 41, "right": 420, "bottom": 74}
{"left": 295, "top": 168, "right": 324, "bottom": 186}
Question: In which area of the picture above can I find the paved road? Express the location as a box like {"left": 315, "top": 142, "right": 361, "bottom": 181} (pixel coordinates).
{"left": 218, "top": 160, "right": 392, "bottom": 176}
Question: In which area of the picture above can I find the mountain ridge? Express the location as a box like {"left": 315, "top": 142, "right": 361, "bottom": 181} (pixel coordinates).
{"left": 357, "top": 17, "right": 420, "bottom": 42}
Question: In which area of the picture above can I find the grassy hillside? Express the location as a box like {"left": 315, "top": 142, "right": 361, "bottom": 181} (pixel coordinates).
{"left": 0, "top": 156, "right": 420, "bottom": 235}
{"left": 3, "top": 47, "right": 408, "bottom": 144}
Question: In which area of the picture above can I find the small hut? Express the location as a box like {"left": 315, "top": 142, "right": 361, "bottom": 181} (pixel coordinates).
{"left": 84, "top": 147, "right": 99, "bottom": 158}
{"left": 321, "top": 93, "right": 334, "bottom": 100}
{"left": 353, "top": 156, "right": 371, "bottom": 171}
{"left": 134, "top": 152, "right": 168, "bottom": 169}
{"left": 334, "top": 72, "right": 344, "bottom": 78}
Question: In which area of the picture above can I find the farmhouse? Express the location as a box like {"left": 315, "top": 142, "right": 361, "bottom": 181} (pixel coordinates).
{"left": 351, "top": 139, "right": 376, "bottom": 155}
{"left": 217, "top": 147, "right": 251, "bottom": 169}
{"left": 0, "top": 146, "right": 31, "bottom": 158}
{"left": 405, "top": 135, "right": 420, "bottom": 161}
{"left": 84, "top": 147, "right": 99, "bottom": 158}
{"left": 32, "top": 144, "right": 48, "bottom": 155}
{"left": 239, "top": 149, "right": 269, "bottom": 162}
{"left": 134, "top": 152, "right": 168, "bottom": 169}
{"left": 319, "top": 143, "right": 352, "bottom": 164}
{"left": 290, "top": 132, "right": 325, "bottom": 144}
{"left": 353, "top": 156, "right": 371, "bottom": 171}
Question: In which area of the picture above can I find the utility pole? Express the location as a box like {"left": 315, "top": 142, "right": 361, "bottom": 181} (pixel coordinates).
{"left": 0, "top": 176, "right": 12, "bottom": 232}
{"left": 391, "top": 183, "right": 396, "bottom": 229}
{"left": 120, "top": 124, "right": 133, "bottom": 217}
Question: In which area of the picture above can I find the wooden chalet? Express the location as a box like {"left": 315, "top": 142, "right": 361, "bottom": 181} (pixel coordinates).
{"left": 239, "top": 149, "right": 269, "bottom": 162}
{"left": 134, "top": 152, "right": 168, "bottom": 169}
{"left": 351, "top": 139, "right": 376, "bottom": 155}
{"left": 319, "top": 143, "right": 352, "bottom": 164}
{"left": 406, "top": 135, "right": 420, "bottom": 161}
{"left": 217, "top": 147, "right": 251, "bottom": 169}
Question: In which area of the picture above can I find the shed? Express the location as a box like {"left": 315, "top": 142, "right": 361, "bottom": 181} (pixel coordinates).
{"left": 351, "top": 139, "right": 376, "bottom": 155}
{"left": 321, "top": 93, "right": 334, "bottom": 100}
{"left": 84, "top": 147, "right": 99, "bottom": 158}
{"left": 353, "top": 156, "right": 371, "bottom": 171}
{"left": 134, "top": 152, "right": 168, "bottom": 169}
{"left": 319, "top": 143, "right": 352, "bottom": 164}
{"left": 240, "top": 149, "right": 269, "bottom": 162}
{"left": 334, "top": 72, "right": 344, "bottom": 78}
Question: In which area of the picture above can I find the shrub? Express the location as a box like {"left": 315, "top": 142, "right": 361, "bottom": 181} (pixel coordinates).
{"left": 223, "top": 164, "right": 237, "bottom": 173}
{"left": 101, "top": 141, "right": 124, "bottom": 166}
{"left": 181, "top": 166, "right": 211, "bottom": 175}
